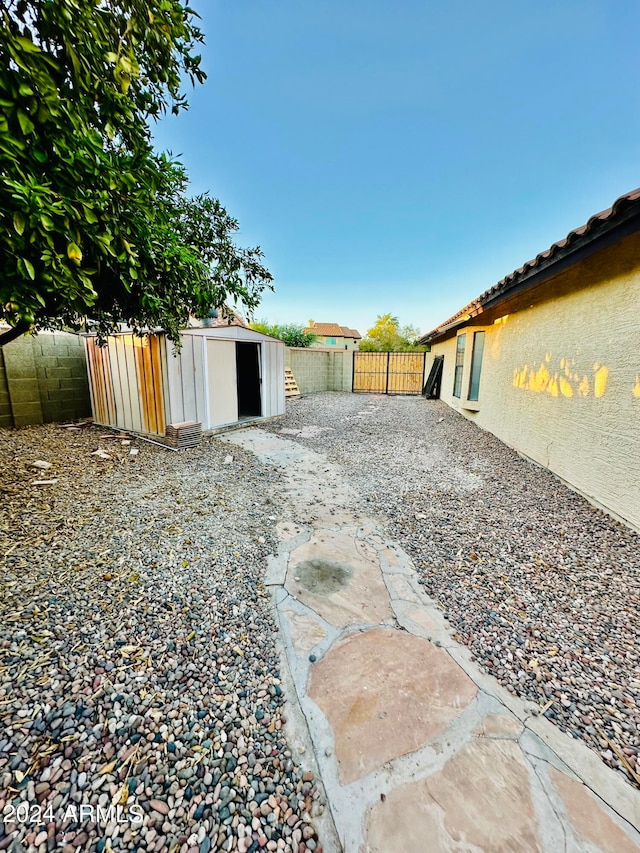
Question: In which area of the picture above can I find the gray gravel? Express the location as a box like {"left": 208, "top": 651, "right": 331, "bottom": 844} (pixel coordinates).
{"left": 266, "top": 392, "right": 640, "bottom": 790}
{"left": 0, "top": 424, "right": 323, "bottom": 853}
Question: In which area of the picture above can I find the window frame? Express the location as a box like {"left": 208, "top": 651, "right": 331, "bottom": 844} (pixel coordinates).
{"left": 467, "top": 330, "right": 486, "bottom": 402}
{"left": 453, "top": 333, "right": 466, "bottom": 398}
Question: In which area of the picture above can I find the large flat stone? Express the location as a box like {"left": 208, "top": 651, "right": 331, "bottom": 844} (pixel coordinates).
{"left": 478, "top": 713, "right": 524, "bottom": 739}
{"left": 549, "top": 767, "right": 640, "bottom": 852}
{"left": 287, "top": 530, "right": 394, "bottom": 627}
{"left": 365, "top": 738, "right": 541, "bottom": 852}
{"left": 308, "top": 627, "right": 477, "bottom": 783}
{"left": 282, "top": 608, "right": 328, "bottom": 657}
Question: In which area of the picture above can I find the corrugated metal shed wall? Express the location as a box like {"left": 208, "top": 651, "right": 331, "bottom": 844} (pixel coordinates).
{"left": 262, "top": 339, "right": 286, "bottom": 417}
{"left": 85, "top": 329, "right": 286, "bottom": 435}
{"left": 164, "top": 334, "right": 206, "bottom": 427}
{"left": 85, "top": 334, "right": 168, "bottom": 435}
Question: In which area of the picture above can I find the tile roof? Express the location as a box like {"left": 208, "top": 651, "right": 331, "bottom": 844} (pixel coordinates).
{"left": 340, "top": 326, "right": 362, "bottom": 339}
{"left": 307, "top": 322, "right": 349, "bottom": 336}
{"left": 420, "top": 187, "right": 640, "bottom": 343}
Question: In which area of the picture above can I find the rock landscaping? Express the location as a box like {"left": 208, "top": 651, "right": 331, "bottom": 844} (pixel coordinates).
{"left": 267, "top": 392, "right": 640, "bottom": 791}
{"left": 0, "top": 424, "right": 323, "bottom": 853}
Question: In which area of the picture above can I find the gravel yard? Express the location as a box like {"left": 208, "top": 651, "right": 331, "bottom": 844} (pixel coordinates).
{"left": 0, "top": 425, "right": 323, "bottom": 853}
{"left": 266, "top": 392, "right": 640, "bottom": 790}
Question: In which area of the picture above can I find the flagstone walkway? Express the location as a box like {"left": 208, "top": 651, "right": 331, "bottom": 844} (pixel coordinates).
{"left": 222, "top": 427, "right": 640, "bottom": 853}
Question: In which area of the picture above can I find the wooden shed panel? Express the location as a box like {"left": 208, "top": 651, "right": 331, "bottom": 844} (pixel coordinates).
{"left": 85, "top": 338, "right": 117, "bottom": 426}
{"left": 132, "top": 335, "right": 165, "bottom": 435}
{"left": 158, "top": 335, "right": 171, "bottom": 432}
{"left": 207, "top": 339, "right": 238, "bottom": 427}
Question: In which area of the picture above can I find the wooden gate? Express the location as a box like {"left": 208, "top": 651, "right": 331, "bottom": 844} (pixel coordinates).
{"left": 352, "top": 352, "right": 427, "bottom": 395}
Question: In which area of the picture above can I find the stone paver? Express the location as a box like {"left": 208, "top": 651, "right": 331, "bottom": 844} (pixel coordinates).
{"left": 223, "top": 425, "right": 640, "bottom": 853}
{"left": 283, "top": 607, "right": 328, "bottom": 656}
{"left": 366, "top": 739, "right": 541, "bottom": 852}
{"left": 287, "top": 530, "right": 394, "bottom": 627}
{"left": 308, "top": 627, "right": 477, "bottom": 783}
{"left": 549, "top": 767, "right": 640, "bottom": 853}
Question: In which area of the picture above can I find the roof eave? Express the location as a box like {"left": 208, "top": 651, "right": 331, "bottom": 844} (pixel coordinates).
{"left": 420, "top": 191, "right": 640, "bottom": 345}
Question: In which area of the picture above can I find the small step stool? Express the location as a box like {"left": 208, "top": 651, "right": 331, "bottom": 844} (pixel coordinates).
{"left": 285, "top": 367, "right": 300, "bottom": 398}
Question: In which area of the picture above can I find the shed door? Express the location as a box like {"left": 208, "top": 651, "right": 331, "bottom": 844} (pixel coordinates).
{"left": 207, "top": 339, "right": 238, "bottom": 427}
{"left": 236, "top": 342, "right": 262, "bottom": 418}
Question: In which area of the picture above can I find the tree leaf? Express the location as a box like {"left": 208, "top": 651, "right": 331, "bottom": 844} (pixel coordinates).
{"left": 67, "top": 242, "right": 83, "bottom": 264}
{"left": 17, "top": 109, "right": 35, "bottom": 135}
{"left": 23, "top": 258, "right": 35, "bottom": 280}
{"left": 13, "top": 212, "right": 26, "bottom": 235}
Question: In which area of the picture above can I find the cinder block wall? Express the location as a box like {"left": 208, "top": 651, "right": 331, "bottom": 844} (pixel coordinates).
{"left": 330, "top": 350, "right": 353, "bottom": 391}
{"left": 0, "top": 349, "right": 12, "bottom": 429}
{"left": 0, "top": 331, "right": 91, "bottom": 427}
{"left": 285, "top": 348, "right": 353, "bottom": 394}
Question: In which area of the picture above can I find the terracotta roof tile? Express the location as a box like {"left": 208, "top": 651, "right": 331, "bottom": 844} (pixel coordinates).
{"left": 340, "top": 326, "right": 362, "bottom": 338}
{"left": 307, "top": 322, "right": 349, "bottom": 336}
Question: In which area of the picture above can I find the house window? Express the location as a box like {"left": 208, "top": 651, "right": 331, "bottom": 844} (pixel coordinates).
{"left": 326, "top": 337, "right": 336, "bottom": 345}
{"left": 453, "top": 333, "right": 466, "bottom": 397}
{"left": 467, "top": 331, "right": 485, "bottom": 402}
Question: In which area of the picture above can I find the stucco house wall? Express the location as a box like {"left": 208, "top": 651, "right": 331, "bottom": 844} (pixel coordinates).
{"left": 426, "top": 230, "right": 640, "bottom": 531}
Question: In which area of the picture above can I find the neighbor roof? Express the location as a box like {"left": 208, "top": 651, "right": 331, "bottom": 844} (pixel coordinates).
{"left": 420, "top": 187, "right": 640, "bottom": 344}
{"left": 340, "top": 326, "right": 362, "bottom": 339}
{"left": 307, "top": 322, "right": 348, "bottom": 336}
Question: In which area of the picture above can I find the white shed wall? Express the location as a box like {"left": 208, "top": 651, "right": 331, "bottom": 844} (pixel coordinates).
{"left": 87, "top": 328, "right": 286, "bottom": 436}
{"left": 206, "top": 339, "right": 238, "bottom": 428}
{"left": 262, "top": 340, "right": 286, "bottom": 418}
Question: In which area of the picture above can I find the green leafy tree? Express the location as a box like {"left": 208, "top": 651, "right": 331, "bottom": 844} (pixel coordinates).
{"left": 359, "top": 313, "right": 427, "bottom": 352}
{"left": 0, "top": 0, "right": 272, "bottom": 347}
{"left": 249, "top": 321, "right": 318, "bottom": 347}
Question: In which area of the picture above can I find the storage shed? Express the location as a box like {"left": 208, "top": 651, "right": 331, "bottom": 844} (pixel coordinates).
{"left": 84, "top": 326, "right": 286, "bottom": 438}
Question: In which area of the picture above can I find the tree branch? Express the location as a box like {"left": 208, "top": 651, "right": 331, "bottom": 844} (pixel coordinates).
{"left": 0, "top": 320, "right": 31, "bottom": 347}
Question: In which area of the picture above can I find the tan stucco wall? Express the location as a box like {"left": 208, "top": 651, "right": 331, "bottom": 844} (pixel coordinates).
{"left": 427, "top": 232, "right": 640, "bottom": 531}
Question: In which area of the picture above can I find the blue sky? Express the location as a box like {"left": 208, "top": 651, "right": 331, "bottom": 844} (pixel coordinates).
{"left": 152, "top": 0, "right": 640, "bottom": 337}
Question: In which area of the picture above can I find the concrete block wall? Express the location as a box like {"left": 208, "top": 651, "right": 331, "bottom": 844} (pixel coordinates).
{"left": 0, "top": 349, "right": 12, "bottom": 429}
{"left": 285, "top": 348, "right": 353, "bottom": 394}
{"left": 330, "top": 350, "right": 353, "bottom": 391}
{"left": 0, "top": 331, "right": 91, "bottom": 427}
